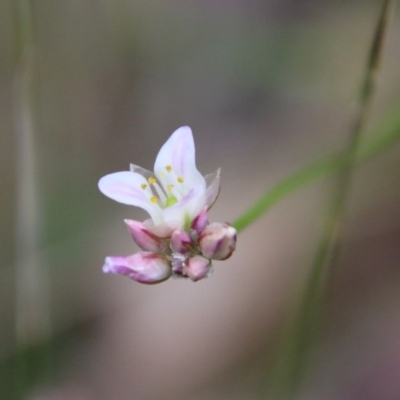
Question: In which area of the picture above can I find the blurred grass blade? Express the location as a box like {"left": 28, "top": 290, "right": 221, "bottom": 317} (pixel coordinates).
{"left": 233, "top": 105, "right": 400, "bottom": 233}
{"left": 233, "top": 0, "right": 395, "bottom": 234}
{"left": 11, "top": 0, "right": 52, "bottom": 398}
{"left": 265, "top": 1, "right": 395, "bottom": 398}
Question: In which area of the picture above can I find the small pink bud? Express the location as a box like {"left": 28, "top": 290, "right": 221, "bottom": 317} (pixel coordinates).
{"left": 170, "top": 230, "right": 195, "bottom": 254}
{"left": 103, "top": 252, "right": 172, "bottom": 284}
{"left": 199, "top": 222, "right": 237, "bottom": 260}
{"left": 184, "top": 256, "right": 212, "bottom": 282}
{"left": 125, "top": 219, "right": 168, "bottom": 252}
{"left": 191, "top": 207, "right": 209, "bottom": 234}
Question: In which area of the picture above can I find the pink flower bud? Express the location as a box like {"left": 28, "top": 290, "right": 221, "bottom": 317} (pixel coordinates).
{"left": 199, "top": 222, "right": 237, "bottom": 260}
{"left": 124, "top": 219, "right": 168, "bottom": 252}
{"left": 183, "top": 256, "right": 212, "bottom": 282}
{"left": 191, "top": 207, "right": 209, "bottom": 235}
{"left": 103, "top": 252, "right": 172, "bottom": 284}
{"left": 170, "top": 230, "right": 195, "bottom": 254}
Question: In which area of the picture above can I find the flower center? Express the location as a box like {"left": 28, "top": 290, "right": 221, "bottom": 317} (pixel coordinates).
{"left": 165, "top": 194, "right": 178, "bottom": 207}
{"left": 143, "top": 165, "right": 186, "bottom": 209}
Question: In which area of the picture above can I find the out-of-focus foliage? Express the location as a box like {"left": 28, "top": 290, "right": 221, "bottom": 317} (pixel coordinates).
{"left": 1, "top": 1, "right": 400, "bottom": 399}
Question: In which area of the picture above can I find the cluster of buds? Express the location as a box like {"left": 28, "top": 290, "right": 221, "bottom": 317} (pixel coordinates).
{"left": 99, "top": 126, "right": 237, "bottom": 284}
{"left": 104, "top": 208, "right": 236, "bottom": 283}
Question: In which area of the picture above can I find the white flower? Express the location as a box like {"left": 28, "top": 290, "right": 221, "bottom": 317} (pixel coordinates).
{"left": 98, "top": 126, "right": 220, "bottom": 237}
{"left": 99, "top": 126, "right": 237, "bottom": 284}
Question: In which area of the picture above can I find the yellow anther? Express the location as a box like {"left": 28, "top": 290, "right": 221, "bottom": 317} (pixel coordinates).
{"left": 150, "top": 196, "right": 158, "bottom": 204}
{"left": 167, "top": 184, "right": 174, "bottom": 192}
{"left": 140, "top": 183, "right": 147, "bottom": 190}
{"left": 177, "top": 176, "right": 184, "bottom": 183}
{"left": 159, "top": 172, "right": 165, "bottom": 178}
{"left": 166, "top": 165, "right": 172, "bottom": 173}
{"left": 148, "top": 177, "right": 156, "bottom": 185}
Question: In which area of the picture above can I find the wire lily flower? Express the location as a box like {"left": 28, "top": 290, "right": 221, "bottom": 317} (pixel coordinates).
{"left": 99, "top": 126, "right": 236, "bottom": 284}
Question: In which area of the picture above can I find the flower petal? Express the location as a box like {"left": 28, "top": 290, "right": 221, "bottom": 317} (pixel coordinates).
{"left": 154, "top": 126, "right": 205, "bottom": 190}
{"left": 102, "top": 252, "right": 172, "bottom": 284}
{"left": 98, "top": 171, "right": 163, "bottom": 224}
{"left": 124, "top": 219, "right": 169, "bottom": 252}
{"left": 142, "top": 218, "right": 180, "bottom": 238}
{"left": 129, "top": 164, "right": 154, "bottom": 180}
{"left": 204, "top": 168, "right": 221, "bottom": 209}
{"left": 162, "top": 181, "right": 206, "bottom": 228}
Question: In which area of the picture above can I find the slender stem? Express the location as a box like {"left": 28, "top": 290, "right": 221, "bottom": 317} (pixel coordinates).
{"left": 232, "top": 103, "right": 400, "bottom": 233}
{"left": 13, "top": 0, "right": 52, "bottom": 397}
{"left": 267, "top": 1, "right": 395, "bottom": 398}
{"left": 233, "top": 2, "right": 395, "bottom": 236}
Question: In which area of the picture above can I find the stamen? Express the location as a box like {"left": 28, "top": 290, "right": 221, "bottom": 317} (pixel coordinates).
{"left": 164, "top": 181, "right": 181, "bottom": 202}
{"left": 152, "top": 182, "right": 167, "bottom": 205}
{"left": 159, "top": 172, "right": 165, "bottom": 178}
{"left": 140, "top": 184, "right": 147, "bottom": 190}
{"left": 148, "top": 177, "right": 167, "bottom": 204}
{"left": 157, "top": 167, "right": 183, "bottom": 199}
{"left": 177, "top": 176, "right": 184, "bottom": 183}
{"left": 150, "top": 196, "right": 158, "bottom": 204}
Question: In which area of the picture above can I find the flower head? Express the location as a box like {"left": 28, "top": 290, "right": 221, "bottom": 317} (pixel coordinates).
{"left": 99, "top": 126, "right": 236, "bottom": 284}
{"left": 99, "top": 126, "right": 220, "bottom": 237}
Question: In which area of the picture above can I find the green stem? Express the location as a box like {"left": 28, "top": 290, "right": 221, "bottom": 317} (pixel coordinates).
{"left": 233, "top": 2, "right": 396, "bottom": 234}
{"left": 12, "top": 0, "right": 52, "bottom": 398}
{"left": 232, "top": 103, "right": 400, "bottom": 233}
{"left": 266, "top": 1, "right": 395, "bottom": 398}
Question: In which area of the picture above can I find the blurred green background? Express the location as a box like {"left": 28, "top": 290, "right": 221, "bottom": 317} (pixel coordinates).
{"left": 1, "top": 1, "right": 400, "bottom": 399}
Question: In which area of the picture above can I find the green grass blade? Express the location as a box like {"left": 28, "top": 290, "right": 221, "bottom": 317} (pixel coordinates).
{"left": 232, "top": 106, "right": 400, "bottom": 233}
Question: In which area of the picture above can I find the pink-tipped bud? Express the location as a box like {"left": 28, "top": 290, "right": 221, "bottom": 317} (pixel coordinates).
{"left": 125, "top": 219, "right": 168, "bottom": 252}
{"left": 170, "top": 230, "right": 195, "bottom": 254}
{"left": 183, "top": 256, "right": 212, "bottom": 282}
{"left": 199, "top": 222, "right": 237, "bottom": 260}
{"left": 191, "top": 207, "right": 209, "bottom": 235}
{"left": 102, "top": 252, "right": 172, "bottom": 284}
